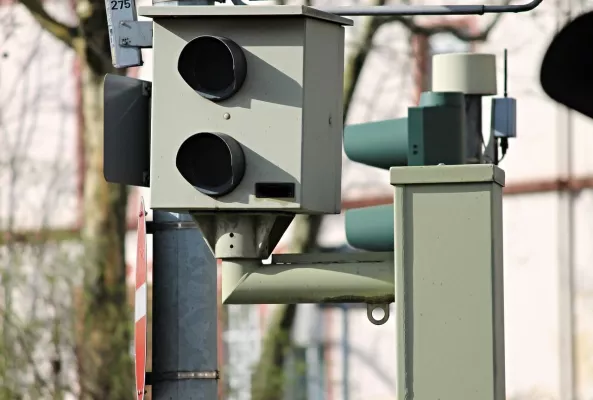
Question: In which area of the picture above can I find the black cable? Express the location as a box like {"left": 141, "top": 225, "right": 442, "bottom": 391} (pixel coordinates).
{"left": 494, "top": 138, "right": 500, "bottom": 165}
{"left": 498, "top": 137, "right": 509, "bottom": 163}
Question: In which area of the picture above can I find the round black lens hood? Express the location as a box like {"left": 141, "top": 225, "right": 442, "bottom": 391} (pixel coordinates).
{"left": 176, "top": 132, "right": 246, "bottom": 197}
{"left": 178, "top": 35, "right": 247, "bottom": 102}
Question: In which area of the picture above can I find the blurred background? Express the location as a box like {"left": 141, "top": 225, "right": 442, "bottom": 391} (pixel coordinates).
{"left": 1, "top": 0, "right": 592, "bottom": 398}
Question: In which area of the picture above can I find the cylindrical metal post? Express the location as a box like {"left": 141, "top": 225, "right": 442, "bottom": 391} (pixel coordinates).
{"left": 342, "top": 304, "right": 350, "bottom": 400}
{"left": 152, "top": 211, "right": 218, "bottom": 400}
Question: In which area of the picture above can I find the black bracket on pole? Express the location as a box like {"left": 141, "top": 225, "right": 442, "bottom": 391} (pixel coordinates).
{"left": 145, "top": 370, "right": 220, "bottom": 385}
{"left": 146, "top": 221, "right": 198, "bottom": 234}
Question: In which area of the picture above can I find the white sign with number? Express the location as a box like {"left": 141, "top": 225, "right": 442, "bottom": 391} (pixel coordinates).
{"left": 104, "top": 0, "right": 143, "bottom": 68}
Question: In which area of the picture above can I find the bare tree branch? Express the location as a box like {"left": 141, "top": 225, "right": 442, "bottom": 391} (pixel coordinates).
{"left": 17, "top": 0, "right": 78, "bottom": 49}
{"left": 378, "top": 15, "right": 502, "bottom": 42}
{"left": 0, "top": 306, "right": 51, "bottom": 392}
{"left": 376, "top": 0, "right": 513, "bottom": 42}
{"left": 343, "top": 0, "right": 388, "bottom": 120}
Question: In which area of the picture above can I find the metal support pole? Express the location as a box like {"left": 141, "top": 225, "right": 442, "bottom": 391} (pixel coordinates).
{"left": 152, "top": 211, "right": 218, "bottom": 400}
{"left": 305, "top": 306, "right": 323, "bottom": 400}
{"left": 391, "top": 164, "right": 506, "bottom": 399}
{"left": 342, "top": 304, "right": 350, "bottom": 400}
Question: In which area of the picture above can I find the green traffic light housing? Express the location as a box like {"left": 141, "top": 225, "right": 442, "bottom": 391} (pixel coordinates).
{"left": 344, "top": 91, "right": 467, "bottom": 252}
{"left": 344, "top": 91, "right": 466, "bottom": 169}
{"left": 540, "top": 11, "right": 593, "bottom": 119}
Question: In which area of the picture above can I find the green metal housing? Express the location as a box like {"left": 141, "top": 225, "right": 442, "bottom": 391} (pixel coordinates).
{"left": 344, "top": 91, "right": 467, "bottom": 251}
{"left": 343, "top": 118, "right": 408, "bottom": 169}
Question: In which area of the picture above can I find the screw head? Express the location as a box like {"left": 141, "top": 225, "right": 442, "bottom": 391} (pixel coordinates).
{"left": 223, "top": 113, "right": 231, "bottom": 120}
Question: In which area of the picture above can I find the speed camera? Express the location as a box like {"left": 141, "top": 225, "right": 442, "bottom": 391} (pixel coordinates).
{"left": 140, "top": 5, "right": 352, "bottom": 214}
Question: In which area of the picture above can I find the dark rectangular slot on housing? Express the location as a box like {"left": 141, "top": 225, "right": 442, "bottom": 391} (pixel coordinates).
{"left": 255, "top": 182, "right": 295, "bottom": 199}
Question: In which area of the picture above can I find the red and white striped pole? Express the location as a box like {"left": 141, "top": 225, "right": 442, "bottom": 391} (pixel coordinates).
{"left": 135, "top": 198, "right": 148, "bottom": 400}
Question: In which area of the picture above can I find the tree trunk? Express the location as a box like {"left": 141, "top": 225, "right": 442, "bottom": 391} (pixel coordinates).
{"left": 75, "top": 56, "right": 133, "bottom": 399}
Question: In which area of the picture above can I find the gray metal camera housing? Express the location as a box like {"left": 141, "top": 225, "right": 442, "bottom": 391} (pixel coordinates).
{"left": 140, "top": 5, "right": 352, "bottom": 214}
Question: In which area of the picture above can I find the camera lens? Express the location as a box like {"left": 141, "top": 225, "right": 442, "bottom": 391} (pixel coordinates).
{"left": 178, "top": 36, "right": 247, "bottom": 102}
{"left": 176, "top": 132, "right": 245, "bottom": 197}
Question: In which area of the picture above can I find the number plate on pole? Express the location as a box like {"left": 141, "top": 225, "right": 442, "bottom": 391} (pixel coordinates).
{"left": 104, "top": 0, "right": 143, "bottom": 68}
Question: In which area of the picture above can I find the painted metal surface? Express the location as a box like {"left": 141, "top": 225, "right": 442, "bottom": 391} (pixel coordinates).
{"left": 103, "top": 74, "right": 151, "bottom": 187}
{"left": 344, "top": 92, "right": 467, "bottom": 252}
{"left": 392, "top": 164, "right": 506, "bottom": 399}
{"left": 139, "top": 5, "right": 353, "bottom": 25}
{"left": 151, "top": 210, "right": 217, "bottom": 400}
{"left": 344, "top": 118, "right": 409, "bottom": 169}
{"left": 105, "top": 0, "right": 143, "bottom": 67}
{"left": 317, "top": 0, "right": 543, "bottom": 16}
{"left": 117, "top": 20, "right": 153, "bottom": 48}
{"left": 135, "top": 197, "right": 148, "bottom": 400}
{"left": 221, "top": 252, "right": 394, "bottom": 305}
{"left": 146, "top": 8, "right": 347, "bottom": 213}
{"left": 345, "top": 204, "right": 394, "bottom": 252}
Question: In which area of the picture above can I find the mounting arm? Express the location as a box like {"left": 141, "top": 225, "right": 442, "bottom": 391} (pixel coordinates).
{"left": 221, "top": 252, "right": 394, "bottom": 324}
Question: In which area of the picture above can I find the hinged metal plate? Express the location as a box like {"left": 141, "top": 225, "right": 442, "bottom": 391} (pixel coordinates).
{"left": 105, "top": 0, "right": 143, "bottom": 67}
{"left": 103, "top": 74, "right": 151, "bottom": 187}
{"left": 118, "top": 20, "right": 153, "bottom": 48}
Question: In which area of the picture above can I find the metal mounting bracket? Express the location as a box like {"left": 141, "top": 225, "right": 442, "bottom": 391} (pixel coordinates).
{"left": 146, "top": 221, "right": 197, "bottom": 234}
{"left": 318, "top": 0, "right": 542, "bottom": 16}
{"left": 367, "top": 303, "right": 390, "bottom": 325}
{"left": 118, "top": 20, "right": 153, "bottom": 48}
{"left": 145, "top": 370, "right": 219, "bottom": 385}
